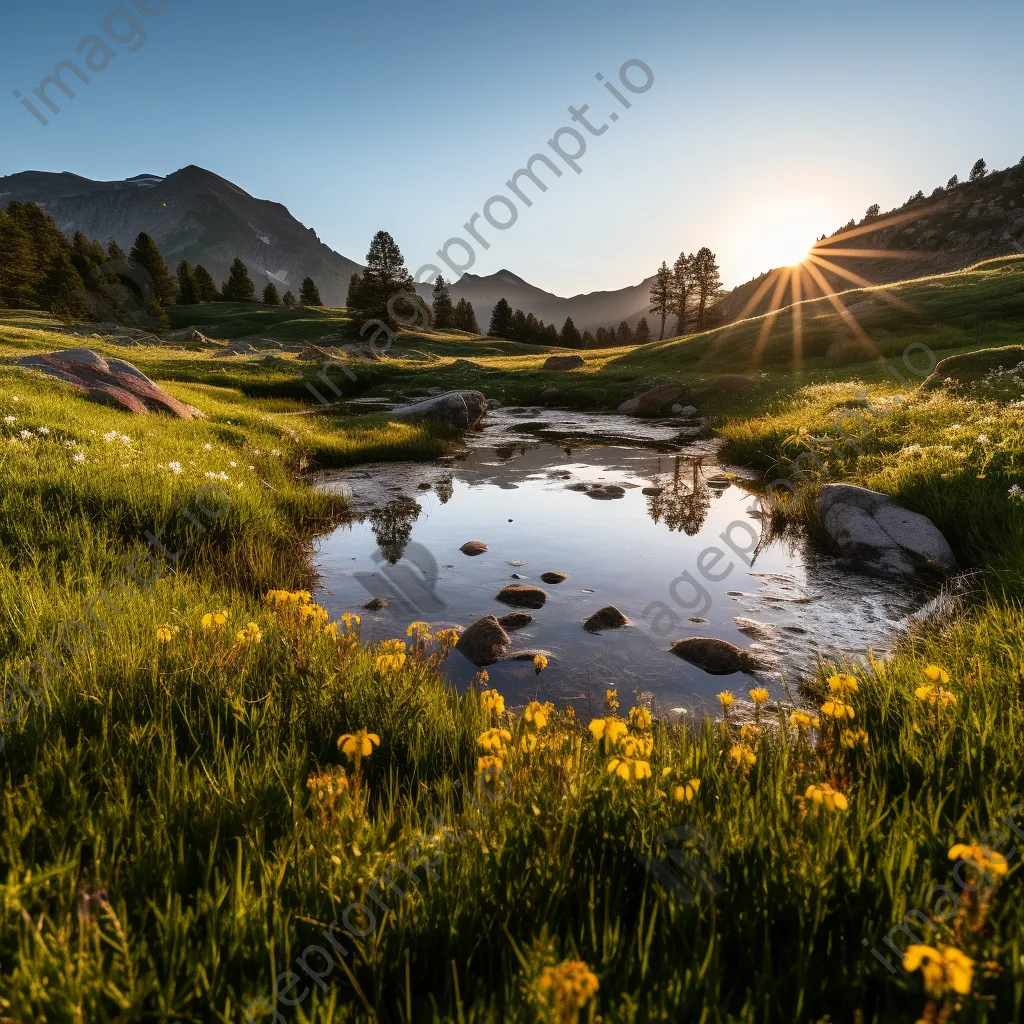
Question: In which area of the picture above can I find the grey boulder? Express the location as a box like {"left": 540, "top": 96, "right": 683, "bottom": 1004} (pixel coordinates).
{"left": 391, "top": 390, "right": 487, "bottom": 429}
{"left": 455, "top": 615, "right": 512, "bottom": 666}
{"left": 818, "top": 484, "right": 956, "bottom": 576}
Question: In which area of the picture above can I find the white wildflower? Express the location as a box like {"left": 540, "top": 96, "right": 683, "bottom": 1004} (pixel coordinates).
{"left": 977, "top": 434, "right": 990, "bottom": 443}
{"left": 73, "top": 452, "right": 85, "bottom": 464}
{"left": 168, "top": 461, "right": 182, "bottom": 474}
{"left": 3, "top": 416, "right": 14, "bottom": 425}
{"left": 37, "top": 426, "right": 50, "bottom": 435}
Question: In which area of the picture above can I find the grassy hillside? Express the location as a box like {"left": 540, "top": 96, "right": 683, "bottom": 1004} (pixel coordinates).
{"left": 1, "top": 259, "right": 1024, "bottom": 1021}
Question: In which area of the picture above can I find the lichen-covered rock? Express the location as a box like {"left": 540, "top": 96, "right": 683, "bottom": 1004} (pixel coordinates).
{"left": 584, "top": 606, "right": 629, "bottom": 633}
{"left": 16, "top": 349, "right": 204, "bottom": 419}
{"left": 617, "top": 384, "right": 684, "bottom": 417}
{"left": 669, "top": 637, "right": 766, "bottom": 675}
{"left": 496, "top": 584, "right": 547, "bottom": 609}
{"left": 455, "top": 615, "right": 511, "bottom": 666}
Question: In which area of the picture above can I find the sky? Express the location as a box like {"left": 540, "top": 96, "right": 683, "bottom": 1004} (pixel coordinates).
{"left": 3, "top": 0, "right": 1023, "bottom": 296}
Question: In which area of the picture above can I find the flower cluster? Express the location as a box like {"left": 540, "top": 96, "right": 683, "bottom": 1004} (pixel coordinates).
{"left": 903, "top": 943, "right": 974, "bottom": 998}
{"left": 803, "top": 782, "right": 849, "bottom": 813}
{"left": 535, "top": 960, "right": 599, "bottom": 1021}
{"left": 337, "top": 729, "right": 380, "bottom": 771}
{"left": 916, "top": 664, "right": 957, "bottom": 711}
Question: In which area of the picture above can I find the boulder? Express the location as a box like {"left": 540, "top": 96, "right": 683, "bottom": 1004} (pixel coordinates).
{"left": 543, "top": 354, "right": 585, "bottom": 371}
{"left": 669, "top": 637, "right": 766, "bottom": 675}
{"left": 496, "top": 584, "right": 547, "bottom": 609}
{"left": 498, "top": 611, "right": 533, "bottom": 631}
{"left": 391, "top": 390, "right": 486, "bottom": 429}
{"left": 539, "top": 572, "right": 569, "bottom": 584}
{"left": 586, "top": 485, "right": 625, "bottom": 501}
{"left": 584, "top": 606, "right": 629, "bottom": 633}
{"left": 364, "top": 597, "right": 389, "bottom": 611}
{"left": 16, "top": 349, "right": 204, "bottom": 419}
{"left": 818, "top": 484, "right": 957, "bottom": 576}
{"left": 460, "top": 540, "right": 488, "bottom": 556}
{"left": 507, "top": 649, "right": 554, "bottom": 662}
{"left": 617, "top": 384, "right": 684, "bottom": 417}
{"left": 455, "top": 615, "right": 511, "bottom": 666}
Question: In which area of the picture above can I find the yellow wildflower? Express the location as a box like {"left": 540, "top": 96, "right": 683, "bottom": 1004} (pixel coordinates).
{"left": 789, "top": 710, "right": 820, "bottom": 731}
{"left": 480, "top": 689, "right": 505, "bottom": 716}
{"left": 406, "top": 621, "right": 430, "bottom": 637}
{"left": 749, "top": 687, "right": 769, "bottom": 706}
{"left": 519, "top": 731, "right": 538, "bottom": 753}
{"left": 728, "top": 744, "right": 756, "bottom": 769}
{"left": 533, "top": 653, "right": 549, "bottom": 674}
{"left": 840, "top": 728, "right": 869, "bottom": 749}
{"left": 375, "top": 653, "right": 407, "bottom": 673}
{"left": 340, "top": 613, "right": 361, "bottom": 631}
{"left": 827, "top": 673, "right": 859, "bottom": 695}
{"left": 924, "top": 664, "right": 951, "bottom": 684}
{"left": 536, "top": 960, "right": 599, "bottom": 1019}
{"left": 607, "top": 756, "right": 652, "bottom": 782}
{"left": 739, "top": 724, "right": 761, "bottom": 744}
{"left": 234, "top": 621, "right": 263, "bottom": 645}
{"left": 379, "top": 638, "right": 407, "bottom": 653}
{"left": 337, "top": 729, "right": 380, "bottom": 769}
{"left": 718, "top": 690, "right": 734, "bottom": 709}
{"left": 155, "top": 626, "right": 175, "bottom": 644}
{"left": 903, "top": 944, "right": 974, "bottom": 998}
{"left": 604, "top": 688, "right": 620, "bottom": 713}
{"left": 672, "top": 778, "right": 700, "bottom": 803}
{"left": 916, "top": 683, "right": 957, "bottom": 709}
{"left": 628, "top": 705, "right": 652, "bottom": 730}
{"left": 201, "top": 609, "right": 229, "bottom": 629}
{"left": 435, "top": 628, "right": 460, "bottom": 647}
{"left": 804, "top": 782, "right": 849, "bottom": 812}
{"left": 524, "top": 701, "right": 551, "bottom": 730}
{"left": 620, "top": 733, "right": 654, "bottom": 758}
{"left": 821, "top": 699, "right": 855, "bottom": 721}
{"left": 588, "top": 717, "right": 628, "bottom": 751}
{"left": 948, "top": 843, "right": 1009, "bottom": 877}
{"left": 477, "top": 728, "right": 512, "bottom": 754}
{"left": 477, "top": 754, "right": 503, "bottom": 777}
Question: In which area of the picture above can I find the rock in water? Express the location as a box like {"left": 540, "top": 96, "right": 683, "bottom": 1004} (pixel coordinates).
{"left": 498, "top": 611, "right": 533, "bottom": 631}
{"left": 543, "top": 354, "right": 585, "bottom": 370}
{"left": 460, "top": 540, "right": 488, "bottom": 556}
{"left": 584, "top": 606, "right": 629, "bottom": 632}
{"left": 617, "top": 384, "right": 684, "bottom": 417}
{"left": 456, "top": 615, "right": 512, "bottom": 666}
{"left": 391, "top": 390, "right": 486, "bottom": 429}
{"left": 496, "top": 584, "right": 547, "bottom": 609}
{"left": 364, "top": 597, "right": 388, "bottom": 611}
{"left": 818, "top": 484, "right": 957, "bottom": 576}
{"left": 540, "top": 572, "right": 569, "bottom": 584}
{"left": 16, "top": 349, "right": 205, "bottom": 419}
{"left": 669, "top": 637, "right": 765, "bottom": 675}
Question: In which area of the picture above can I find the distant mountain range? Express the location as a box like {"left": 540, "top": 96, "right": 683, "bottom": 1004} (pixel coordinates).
{"left": 3, "top": 162, "right": 1023, "bottom": 336}
{"left": 0, "top": 165, "right": 655, "bottom": 332}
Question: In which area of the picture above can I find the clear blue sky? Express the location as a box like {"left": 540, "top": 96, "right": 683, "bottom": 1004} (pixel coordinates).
{"left": 4, "top": 0, "right": 1022, "bottom": 294}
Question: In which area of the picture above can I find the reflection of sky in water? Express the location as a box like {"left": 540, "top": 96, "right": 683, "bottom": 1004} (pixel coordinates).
{"left": 315, "top": 414, "right": 934, "bottom": 716}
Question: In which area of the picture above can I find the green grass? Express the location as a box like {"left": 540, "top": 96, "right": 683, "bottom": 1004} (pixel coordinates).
{"left": 2, "top": 261, "right": 1024, "bottom": 1022}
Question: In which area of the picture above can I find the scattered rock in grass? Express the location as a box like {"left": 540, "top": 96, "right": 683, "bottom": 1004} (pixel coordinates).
{"left": 818, "top": 483, "right": 957, "bottom": 576}
{"left": 617, "top": 384, "right": 685, "bottom": 417}
{"left": 364, "top": 597, "right": 389, "bottom": 611}
{"left": 455, "top": 615, "right": 511, "bottom": 666}
{"left": 391, "top": 390, "right": 487, "bottom": 429}
{"left": 498, "top": 612, "right": 533, "bottom": 631}
{"left": 543, "top": 354, "right": 585, "bottom": 371}
{"left": 16, "top": 349, "right": 205, "bottom": 419}
{"left": 460, "top": 541, "right": 488, "bottom": 556}
{"left": 497, "top": 584, "right": 547, "bottom": 609}
{"left": 540, "top": 572, "right": 569, "bottom": 584}
{"left": 669, "top": 637, "right": 767, "bottom": 675}
{"left": 584, "top": 605, "right": 629, "bottom": 633}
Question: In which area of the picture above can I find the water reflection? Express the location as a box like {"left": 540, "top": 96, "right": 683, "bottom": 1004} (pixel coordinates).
{"left": 367, "top": 497, "right": 420, "bottom": 565}
{"left": 646, "top": 458, "right": 712, "bottom": 536}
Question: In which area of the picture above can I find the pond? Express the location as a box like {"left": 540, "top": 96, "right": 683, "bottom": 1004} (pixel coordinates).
{"left": 314, "top": 407, "right": 937, "bottom": 717}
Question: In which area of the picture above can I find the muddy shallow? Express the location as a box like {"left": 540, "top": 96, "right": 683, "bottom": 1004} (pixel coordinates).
{"left": 314, "top": 408, "right": 937, "bottom": 716}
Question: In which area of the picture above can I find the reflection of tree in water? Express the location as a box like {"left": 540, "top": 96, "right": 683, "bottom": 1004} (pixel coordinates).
{"left": 646, "top": 458, "right": 712, "bottom": 536}
{"left": 435, "top": 475, "right": 454, "bottom": 504}
{"left": 368, "top": 497, "right": 421, "bottom": 564}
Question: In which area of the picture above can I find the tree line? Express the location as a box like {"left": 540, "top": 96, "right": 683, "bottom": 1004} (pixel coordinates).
{"left": 486, "top": 299, "right": 653, "bottom": 348}
{"left": 648, "top": 246, "right": 723, "bottom": 341}
{"left": 0, "top": 200, "right": 326, "bottom": 325}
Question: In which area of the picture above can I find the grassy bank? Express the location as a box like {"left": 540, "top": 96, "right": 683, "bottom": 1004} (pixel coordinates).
{"left": 1, "top": 263, "right": 1024, "bottom": 1022}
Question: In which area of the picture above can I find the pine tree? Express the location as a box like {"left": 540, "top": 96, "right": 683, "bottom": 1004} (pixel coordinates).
{"left": 617, "top": 320, "right": 632, "bottom": 345}
{"left": 70, "top": 232, "right": 105, "bottom": 281}
{"left": 222, "top": 258, "right": 256, "bottom": 302}
{"left": 0, "top": 210, "right": 38, "bottom": 307}
{"left": 488, "top": 297, "right": 515, "bottom": 338}
{"left": 671, "top": 253, "right": 696, "bottom": 336}
{"left": 346, "top": 272, "right": 365, "bottom": 309}
{"left": 947, "top": 175, "right": 959, "bottom": 190}
{"left": 691, "top": 247, "right": 722, "bottom": 332}
{"left": 865, "top": 204, "right": 880, "bottom": 219}
{"left": 581, "top": 330, "right": 596, "bottom": 349}
{"left": 649, "top": 262, "right": 673, "bottom": 341}
{"left": 361, "top": 230, "right": 416, "bottom": 326}
{"left": 300, "top": 277, "right": 322, "bottom": 306}
{"left": 431, "top": 275, "right": 456, "bottom": 329}
{"left": 454, "top": 297, "right": 479, "bottom": 333}
{"left": 561, "top": 317, "right": 582, "bottom": 348}
{"left": 40, "top": 252, "right": 88, "bottom": 322}
{"left": 176, "top": 261, "right": 200, "bottom": 305}
{"left": 512, "top": 309, "right": 528, "bottom": 342}
{"left": 263, "top": 282, "right": 281, "bottom": 305}
{"left": 970, "top": 159, "right": 988, "bottom": 182}
{"left": 128, "top": 231, "right": 178, "bottom": 306}
{"left": 283, "top": 290, "right": 296, "bottom": 308}
{"left": 107, "top": 240, "right": 126, "bottom": 262}
{"left": 192, "top": 264, "right": 219, "bottom": 302}
{"left": 634, "top": 317, "right": 651, "bottom": 344}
